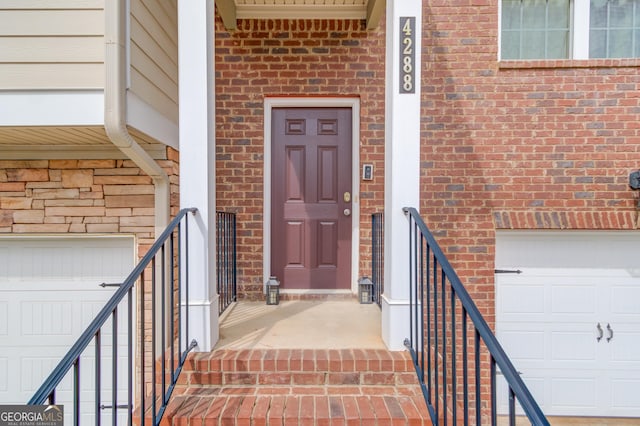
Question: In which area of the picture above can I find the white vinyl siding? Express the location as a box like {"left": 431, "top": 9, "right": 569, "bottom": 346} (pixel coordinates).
{"left": 0, "top": 2, "right": 105, "bottom": 90}
{"left": 129, "top": 0, "right": 178, "bottom": 124}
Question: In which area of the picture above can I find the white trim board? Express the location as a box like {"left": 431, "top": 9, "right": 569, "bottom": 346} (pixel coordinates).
{"left": 0, "top": 90, "right": 104, "bottom": 126}
{"left": 263, "top": 97, "right": 361, "bottom": 294}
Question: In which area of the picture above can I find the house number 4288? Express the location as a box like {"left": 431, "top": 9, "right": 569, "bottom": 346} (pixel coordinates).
{"left": 400, "top": 17, "right": 416, "bottom": 94}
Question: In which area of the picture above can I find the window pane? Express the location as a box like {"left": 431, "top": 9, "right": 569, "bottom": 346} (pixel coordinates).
{"left": 609, "top": 29, "right": 633, "bottom": 56}
{"left": 636, "top": 29, "right": 640, "bottom": 56}
{"left": 590, "top": 0, "right": 640, "bottom": 58}
{"left": 548, "top": 0, "right": 570, "bottom": 28}
{"left": 610, "top": 0, "right": 633, "bottom": 27}
{"left": 590, "top": 29, "right": 608, "bottom": 57}
{"left": 502, "top": 0, "right": 522, "bottom": 30}
{"left": 502, "top": 33, "right": 520, "bottom": 58}
{"left": 522, "top": 30, "right": 547, "bottom": 58}
{"left": 501, "top": 0, "right": 570, "bottom": 60}
{"left": 523, "top": 0, "right": 548, "bottom": 28}
{"left": 547, "top": 29, "right": 570, "bottom": 58}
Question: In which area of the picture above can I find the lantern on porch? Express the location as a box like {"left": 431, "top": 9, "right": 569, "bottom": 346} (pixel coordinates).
{"left": 358, "top": 276, "right": 374, "bottom": 304}
{"left": 266, "top": 276, "right": 280, "bottom": 305}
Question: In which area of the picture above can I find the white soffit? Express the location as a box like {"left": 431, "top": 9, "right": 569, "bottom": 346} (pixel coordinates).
{"left": 237, "top": 1, "right": 367, "bottom": 19}
{"left": 217, "top": 0, "right": 385, "bottom": 28}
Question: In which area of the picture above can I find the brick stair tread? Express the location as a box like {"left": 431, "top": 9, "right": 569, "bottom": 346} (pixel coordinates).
{"left": 144, "top": 349, "right": 432, "bottom": 425}
{"left": 178, "top": 348, "right": 417, "bottom": 388}
{"left": 160, "top": 390, "right": 431, "bottom": 425}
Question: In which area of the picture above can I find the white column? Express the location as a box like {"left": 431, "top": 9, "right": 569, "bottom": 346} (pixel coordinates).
{"left": 178, "top": 0, "right": 218, "bottom": 351}
{"left": 382, "top": 0, "right": 422, "bottom": 350}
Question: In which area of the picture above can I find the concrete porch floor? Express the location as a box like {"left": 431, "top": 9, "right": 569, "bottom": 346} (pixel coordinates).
{"left": 214, "top": 300, "right": 386, "bottom": 350}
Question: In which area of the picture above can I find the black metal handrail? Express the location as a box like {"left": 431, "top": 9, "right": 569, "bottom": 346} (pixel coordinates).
{"left": 217, "top": 211, "right": 237, "bottom": 314}
{"left": 371, "top": 212, "right": 384, "bottom": 307}
{"left": 29, "top": 208, "right": 199, "bottom": 426}
{"left": 403, "top": 207, "right": 549, "bottom": 426}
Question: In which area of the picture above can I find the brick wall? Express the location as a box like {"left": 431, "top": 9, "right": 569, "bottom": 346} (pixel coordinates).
{"left": 215, "top": 18, "right": 386, "bottom": 299}
{"left": 421, "top": 0, "right": 640, "bottom": 315}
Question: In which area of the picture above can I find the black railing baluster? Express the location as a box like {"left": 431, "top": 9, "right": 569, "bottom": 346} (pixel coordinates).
{"left": 140, "top": 268, "right": 146, "bottom": 426}
{"left": 127, "top": 288, "right": 133, "bottom": 426}
{"left": 463, "top": 307, "right": 469, "bottom": 426}
{"left": 112, "top": 308, "right": 118, "bottom": 426}
{"left": 170, "top": 233, "right": 176, "bottom": 387}
{"left": 401, "top": 207, "right": 548, "bottom": 426}
{"left": 74, "top": 359, "right": 80, "bottom": 426}
{"left": 491, "top": 356, "right": 497, "bottom": 426}
{"left": 451, "top": 287, "right": 457, "bottom": 425}
{"left": 177, "top": 221, "right": 183, "bottom": 373}
{"left": 442, "top": 270, "right": 447, "bottom": 426}
{"left": 434, "top": 256, "right": 439, "bottom": 422}
{"left": 371, "top": 213, "right": 384, "bottom": 307}
{"left": 426, "top": 245, "right": 432, "bottom": 406}
{"left": 185, "top": 215, "right": 189, "bottom": 356}
{"left": 419, "top": 234, "right": 425, "bottom": 385}
{"left": 509, "top": 387, "right": 516, "bottom": 426}
{"left": 161, "top": 244, "right": 167, "bottom": 404}
{"left": 475, "top": 328, "right": 481, "bottom": 426}
{"left": 151, "top": 257, "right": 157, "bottom": 425}
{"left": 96, "top": 331, "right": 102, "bottom": 426}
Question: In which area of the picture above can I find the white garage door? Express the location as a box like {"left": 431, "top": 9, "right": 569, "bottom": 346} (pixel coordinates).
{"left": 496, "top": 231, "right": 640, "bottom": 418}
{"left": 0, "top": 236, "right": 134, "bottom": 416}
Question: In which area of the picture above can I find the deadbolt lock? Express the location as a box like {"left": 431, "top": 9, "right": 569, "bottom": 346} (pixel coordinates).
{"left": 343, "top": 191, "right": 351, "bottom": 203}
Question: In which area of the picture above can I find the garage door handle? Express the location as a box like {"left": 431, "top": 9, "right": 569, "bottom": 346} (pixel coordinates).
{"left": 607, "top": 323, "right": 614, "bottom": 342}
{"left": 596, "top": 323, "right": 603, "bottom": 342}
{"left": 99, "top": 282, "right": 122, "bottom": 288}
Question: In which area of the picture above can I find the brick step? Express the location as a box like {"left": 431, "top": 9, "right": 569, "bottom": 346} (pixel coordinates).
{"left": 161, "top": 388, "right": 431, "bottom": 425}
{"left": 178, "top": 348, "right": 418, "bottom": 388}
{"left": 145, "top": 348, "right": 432, "bottom": 425}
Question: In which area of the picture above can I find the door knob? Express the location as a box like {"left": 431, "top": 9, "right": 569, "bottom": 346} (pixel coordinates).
{"left": 343, "top": 208, "right": 351, "bottom": 216}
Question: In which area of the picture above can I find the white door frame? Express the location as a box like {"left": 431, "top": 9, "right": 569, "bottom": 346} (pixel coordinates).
{"left": 263, "top": 97, "right": 361, "bottom": 295}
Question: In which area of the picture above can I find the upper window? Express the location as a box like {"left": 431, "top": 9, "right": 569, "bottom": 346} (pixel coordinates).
{"left": 501, "top": 0, "right": 640, "bottom": 59}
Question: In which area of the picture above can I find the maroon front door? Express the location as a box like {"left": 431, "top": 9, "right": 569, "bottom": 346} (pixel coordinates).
{"left": 271, "top": 107, "right": 352, "bottom": 290}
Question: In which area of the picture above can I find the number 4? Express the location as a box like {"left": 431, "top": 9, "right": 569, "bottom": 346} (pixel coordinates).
{"left": 402, "top": 18, "right": 412, "bottom": 36}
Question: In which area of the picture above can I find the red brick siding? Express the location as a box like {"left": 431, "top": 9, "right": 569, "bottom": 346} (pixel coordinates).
{"left": 421, "top": 0, "right": 640, "bottom": 318}
{"left": 215, "top": 18, "right": 386, "bottom": 299}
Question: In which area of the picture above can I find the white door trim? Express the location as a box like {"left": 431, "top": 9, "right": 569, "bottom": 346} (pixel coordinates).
{"left": 263, "top": 97, "right": 361, "bottom": 294}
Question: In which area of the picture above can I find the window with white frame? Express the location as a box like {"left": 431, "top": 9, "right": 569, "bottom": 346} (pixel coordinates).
{"left": 501, "top": 0, "right": 640, "bottom": 59}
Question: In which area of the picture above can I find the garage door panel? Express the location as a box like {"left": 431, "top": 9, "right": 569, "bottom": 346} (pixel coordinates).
{"left": 496, "top": 231, "right": 640, "bottom": 418}
{"left": 20, "top": 300, "right": 74, "bottom": 336}
{"left": 0, "top": 236, "right": 134, "bottom": 406}
{"left": 609, "top": 324, "right": 640, "bottom": 363}
{"left": 610, "top": 284, "right": 640, "bottom": 316}
{"left": 498, "top": 284, "right": 544, "bottom": 314}
{"left": 610, "top": 377, "right": 640, "bottom": 411}
{"left": 550, "top": 377, "right": 597, "bottom": 410}
{"left": 551, "top": 285, "right": 597, "bottom": 314}
{"left": 0, "top": 357, "right": 7, "bottom": 392}
{"left": 551, "top": 331, "right": 596, "bottom": 361}
{"left": 499, "top": 330, "right": 545, "bottom": 361}
{"left": 0, "top": 301, "right": 7, "bottom": 335}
